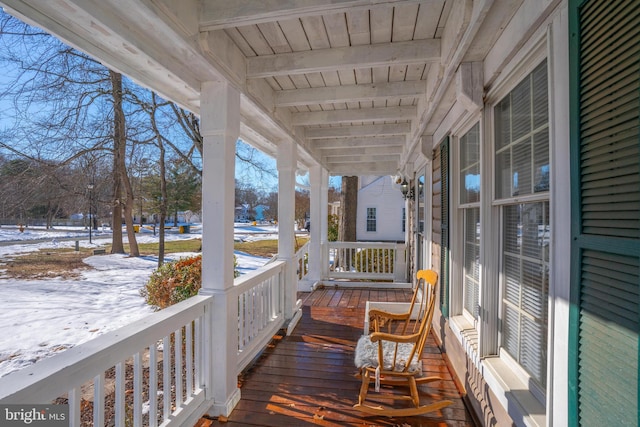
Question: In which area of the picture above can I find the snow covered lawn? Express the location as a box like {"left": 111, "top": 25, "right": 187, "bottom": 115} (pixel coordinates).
{"left": 0, "top": 224, "right": 276, "bottom": 378}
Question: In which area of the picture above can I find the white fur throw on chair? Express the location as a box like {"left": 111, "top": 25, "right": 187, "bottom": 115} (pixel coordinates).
{"left": 354, "top": 335, "right": 422, "bottom": 374}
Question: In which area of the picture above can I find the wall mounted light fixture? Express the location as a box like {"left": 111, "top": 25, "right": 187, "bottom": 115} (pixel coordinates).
{"left": 400, "top": 179, "right": 415, "bottom": 200}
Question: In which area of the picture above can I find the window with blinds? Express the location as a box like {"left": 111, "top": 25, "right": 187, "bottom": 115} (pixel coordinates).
{"left": 460, "top": 123, "right": 481, "bottom": 320}
{"left": 440, "top": 138, "right": 450, "bottom": 317}
{"left": 502, "top": 202, "right": 549, "bottom": 388}
{"left": 464, "top": 208, "right": 481, "bottom": 319}
{"left": 494, "top": 60, "right": 550, "bottom": 390}
{"left": 495, "top": 61, "right": 549, "bottom": 199}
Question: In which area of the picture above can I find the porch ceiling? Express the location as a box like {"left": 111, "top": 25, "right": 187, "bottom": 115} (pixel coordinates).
{"left": 0, "top": 0, "right": 521, "bottom": 176}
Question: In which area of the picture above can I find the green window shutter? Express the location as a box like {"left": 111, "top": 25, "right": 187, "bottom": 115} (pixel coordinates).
{"left": 569, "top": 0, "right": 640, "bottom": 426}
{"left": 440, "top": 137, "right": 450, "bottom": 317}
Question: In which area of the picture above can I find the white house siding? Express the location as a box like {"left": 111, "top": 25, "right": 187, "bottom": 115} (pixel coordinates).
{"left": 423, "top": 1, "right": 571, "bottom": 426}
{"left": 356, "top": 176, "right": 405, "bottom": 242}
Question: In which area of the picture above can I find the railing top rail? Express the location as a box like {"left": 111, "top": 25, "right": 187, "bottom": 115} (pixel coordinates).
{"left": 233, "top": 259, "right": 286, "bottom": 293}
{"left": 295, "top": 240, "right": 310, "bottom": 256}
{"left": 0, "top": 294, "right": 213, "bottom": 403}
{"left": 327, "top": 241, "right": 406, "bottom": 249}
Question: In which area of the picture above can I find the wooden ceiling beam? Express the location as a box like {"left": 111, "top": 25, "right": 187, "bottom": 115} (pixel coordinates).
{"left": 304, "top": 123, "right": 411, "bottom": 139}
{"left": 275, "top": 80, "right": 426, "bottom": 107}
{"left": 200, "top": 0, "right": 417, "bottom": 31}
{"left": 323, "top": 154, "right": 401, "bottom": 163}
{"left": 311, "top": 135, "right": 405, "bottom": 149}
{"left": 319, "top": 146, "right": 402, "bottom": 156}
{"left": 327, "top": 161, "right": 398, "bottom": 175}
{"left": 247, "top": 40, "right": 439, "bottom": 78}
{"left": 292, "top": 106, "right": 416, "bottom": 125}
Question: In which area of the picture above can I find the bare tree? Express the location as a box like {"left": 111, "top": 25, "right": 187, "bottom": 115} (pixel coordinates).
{"left": 149, "top": 92, "right": 169, "bottom": 266}
{"left": 339, "top": 176, "right": 358, "bottom": 241}
{"left": 166, "top": 104, "right": 278, "bottom": 188}
{"left": 338, "top": 176, "right": 358, "bottom": 269}
{"left": 1, "top": 10, "right": 281, "bottom": 247}
{"left": 110, "top": 70, "right": 139, "bottom": 256}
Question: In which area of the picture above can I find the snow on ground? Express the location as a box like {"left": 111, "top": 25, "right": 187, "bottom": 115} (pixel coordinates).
{"left": 0, "top": 223, "right": 278, "bottom": 378}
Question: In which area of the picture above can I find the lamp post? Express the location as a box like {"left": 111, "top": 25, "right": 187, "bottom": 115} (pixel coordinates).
{"left": 88, "top": 183, "right": 94, "bottom": 244}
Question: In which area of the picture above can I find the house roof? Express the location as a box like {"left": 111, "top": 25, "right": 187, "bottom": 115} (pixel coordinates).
{"left": 0, "top": 0, "right": 522, "bottom": 176}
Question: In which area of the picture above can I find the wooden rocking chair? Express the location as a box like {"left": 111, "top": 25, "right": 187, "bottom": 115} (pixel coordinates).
{"left": 354, "top": 269, "right": 454, "bottom": 417}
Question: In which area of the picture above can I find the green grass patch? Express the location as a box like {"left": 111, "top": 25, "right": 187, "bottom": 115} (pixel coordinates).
{"left": 1, "top": 235, "right": 309, "bottom": 280}
{"left": 0, "top": 248, "right": 93, "bottom": 279}
{"left": 114, "top": 238, "right": 203, "bottom": 255}
{"left": 235, "top": 239, "right": 279, "bottom": 258}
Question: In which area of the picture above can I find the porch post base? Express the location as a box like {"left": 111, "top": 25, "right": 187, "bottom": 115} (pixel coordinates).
{"left": 297, "top": 279, "right": 318, "bottom": 292}
{"left": 207, "top": 387, "right": 241, "bottom": 418}
{"left": 286, "top": 306, "right": 303, "bottom": 336}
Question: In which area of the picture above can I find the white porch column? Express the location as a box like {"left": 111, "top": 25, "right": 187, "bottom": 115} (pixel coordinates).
{"left": 198, "top": 81, "right": 241, "bottom": 416}
{"left": 321, "top": 171, "right": 330, "bottom": 280}
{"left": 306, "top": 164, "right": 327, "bottom": 288}
{"left": 277, "top": 138, "right": 301, "bottom": 332}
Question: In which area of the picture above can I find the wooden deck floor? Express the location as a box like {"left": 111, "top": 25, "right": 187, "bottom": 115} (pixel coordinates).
{"left": 197, "top": 288, "right": 478, "bottom": 427}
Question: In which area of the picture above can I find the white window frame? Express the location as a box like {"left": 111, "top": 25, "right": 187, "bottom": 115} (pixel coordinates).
{"left": 478, "top": 35, "right": 552, "bottom": 416}
{"left": 450, "top": 117, "right": 483, "bottom": 328}
{"left": 366, "top": 207, "right": 376, "bottom": 232}
{"left": 446, "top": 28, "right": 557, "bottom": 427}
{"left": 494, "top": 58, "right": 550, "bottom": 399}
{"left": 442, "top": 8, "right": 572, "bottom": 426}
{"left": 460, "top": 123, "right": 482, "bottom": 324}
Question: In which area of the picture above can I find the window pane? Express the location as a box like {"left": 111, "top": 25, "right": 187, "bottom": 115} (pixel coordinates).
{"left": 463, "top": 208, "right": 480, "bottom": 319}
{"left": 494, "top": 59, "right": 548, "bottom": 200}
{"left": 512, "top": 138, "right": 532, "bottom": 196}
{"left": 503, "top": 305, "right": 520, "bottom": 358}
{"left": 532, "top": 61, "right": 548, "bottom": 129}
{"left": 495, "top": 97, "right": 511, "bottom": 150}
{"left": 521, "top": 316, "right": 547, "bottom": 388}
{"left": 496, "top": 149, "right": 511, "bottom": 199}
{"left": 511, "top": 79, "right": 531, "bottom": 141}
{"left": 534, "top": 130, "right": 550, "bottom": 192}
{"left": 501, "top": 202, "right": 549, "bottom": 389}
{"left": 460, "top": 123, "right": 480, "bottom": 204}
{"left": 504, "top": 255, "right": 520, "bottom": 305}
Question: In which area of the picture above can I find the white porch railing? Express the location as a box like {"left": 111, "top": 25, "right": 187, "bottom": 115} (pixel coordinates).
{"left": 0, "top": 242, "right": 404, "bottom": 426}
{"left": 0, "top": 260, "right": 288, "bottom": 426}
{"left": 295, "top": 240, "right": 310, "bottom": 281}
{"left": 233, "top": 260, "right": 286, "bottom": 373}
{"left": 325, "top": 241, "right": 407, "bottom": 282}
{"left": 0, "top": 294, "right": 213, "bottom": 427}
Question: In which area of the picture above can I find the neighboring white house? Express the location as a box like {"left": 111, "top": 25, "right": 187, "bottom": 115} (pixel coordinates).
{"left": 234, "top": 204, "right": 250, "bottom": 223}
{"left": 356, "top": 176, "right": 405, "bottom": 242}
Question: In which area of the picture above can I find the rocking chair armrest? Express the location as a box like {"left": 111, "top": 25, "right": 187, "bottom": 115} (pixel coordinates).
{"left": 369, "top": 330, "right": 421, "bottom": 344}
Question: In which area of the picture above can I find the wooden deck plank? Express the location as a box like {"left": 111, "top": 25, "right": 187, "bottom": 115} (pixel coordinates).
{"left": 202, "top": 288, "right": 478, "bottom": 427}
{"left": 347, "top": 288, "right": 362, "bottom": 308}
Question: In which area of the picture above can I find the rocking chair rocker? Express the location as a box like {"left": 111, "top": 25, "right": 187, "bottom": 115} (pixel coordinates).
{"left": 354, "top": 269, "right": 454, "bottom": 417}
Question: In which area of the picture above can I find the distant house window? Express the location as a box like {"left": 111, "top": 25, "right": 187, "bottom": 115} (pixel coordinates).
{"left": 366, "top": 208, "right": 377, "bottom": 232}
